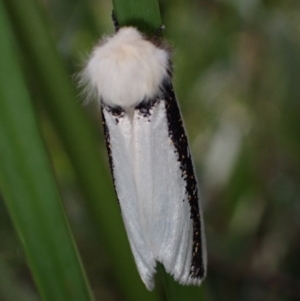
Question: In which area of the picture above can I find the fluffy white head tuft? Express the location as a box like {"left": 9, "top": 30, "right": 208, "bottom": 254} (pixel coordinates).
{"left": 82, "top": 27, "right": 170, "bottom": 108}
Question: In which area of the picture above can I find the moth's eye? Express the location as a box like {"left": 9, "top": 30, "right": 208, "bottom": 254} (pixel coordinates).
{"left": 108, "top": 106, "right": 124, "bottom": 117}
{"left": 138, "top": 106, "right": 149, "bottom": 115}
{"left": 135, "top": 98, "right": 159, "bottom": 116}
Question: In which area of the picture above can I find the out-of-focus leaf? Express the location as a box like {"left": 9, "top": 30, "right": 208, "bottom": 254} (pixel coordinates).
{"left": 0, "top": 3, "right": 94, "bottom": 301}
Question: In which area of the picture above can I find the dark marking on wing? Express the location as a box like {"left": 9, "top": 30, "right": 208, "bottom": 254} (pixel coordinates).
{"left": 103, "top": 104, "right": 125, "bottom": 124}
{"left": 162, "top": 79, "right": 205, "bottom": 280}
{"left": 135, "top": 98, "right": 159, "bottom": 118}
{"left": 101, "top": 105, "right": 123, "bottom": 205}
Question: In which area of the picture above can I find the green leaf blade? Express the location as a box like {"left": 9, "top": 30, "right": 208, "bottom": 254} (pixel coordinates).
{"left": 112, "top": 0, "right": 162, "bottom": 34}
{"left": 0, "top": 3, "right": 94, "bottom": 301}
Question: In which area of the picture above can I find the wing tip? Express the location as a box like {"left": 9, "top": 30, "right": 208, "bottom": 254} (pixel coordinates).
{"left": 140, "top": 269, "right": 156, "bottom": 291}
{"left": 174, "top": 271, "right": 207, "bottom": 287}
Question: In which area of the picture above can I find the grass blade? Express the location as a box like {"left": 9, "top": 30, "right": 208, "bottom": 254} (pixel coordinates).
{"left": 0, "top": 3, "right": 94, "bottom": 301}
{"left": 112, "top": 0, "right": 162, "bottom": 33}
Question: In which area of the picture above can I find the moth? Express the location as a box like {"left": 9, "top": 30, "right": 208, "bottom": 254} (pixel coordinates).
{"left": 80, "top": 26, "right": 207, "bottom": 290}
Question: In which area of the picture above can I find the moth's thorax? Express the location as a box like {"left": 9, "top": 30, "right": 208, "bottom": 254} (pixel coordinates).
{"left": 83, "top": 27, "right": 170, "bottom": 108}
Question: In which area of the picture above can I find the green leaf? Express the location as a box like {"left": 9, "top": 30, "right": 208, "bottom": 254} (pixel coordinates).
{"left": 0, "top": 3, "right": 94, "bottom": 301}
{"left": 112, "top": 0, "right": 162, "bottom": 34}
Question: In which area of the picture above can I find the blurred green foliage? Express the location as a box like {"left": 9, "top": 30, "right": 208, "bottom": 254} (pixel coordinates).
{"left": 1, "top": 0, "right": 300, "bottom": 300}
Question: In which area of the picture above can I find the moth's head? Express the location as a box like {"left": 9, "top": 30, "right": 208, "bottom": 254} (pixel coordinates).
{"left": 81, "top": 27, "right": 170, "bottom": 109}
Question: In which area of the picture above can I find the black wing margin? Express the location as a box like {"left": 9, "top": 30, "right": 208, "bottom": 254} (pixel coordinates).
{"left": 162, "top": 80, "right": 206, "bottom": 280}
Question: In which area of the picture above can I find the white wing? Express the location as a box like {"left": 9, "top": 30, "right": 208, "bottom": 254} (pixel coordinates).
{"left": 102, "top": 83, "right": 206, "bottom": 290}
{"left": 102, "top": 106, "right": 156, "bottom": 289}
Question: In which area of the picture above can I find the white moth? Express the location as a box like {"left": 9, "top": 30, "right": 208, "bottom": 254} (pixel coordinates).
{"left": 81, "top": 26, "right": 207, "bottom": 290}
